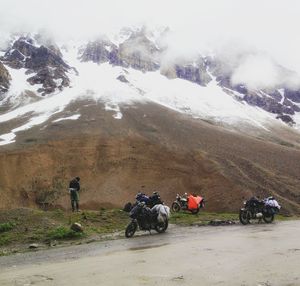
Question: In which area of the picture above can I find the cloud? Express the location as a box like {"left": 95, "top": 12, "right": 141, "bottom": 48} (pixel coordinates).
{"left": 231, "top": 55, "right": 283, "bottom": 89}
{"left": 1, "top": 0, "right": 300, "bottom": 88}
{"left": 231, "top": 54, "right": 300, "bottom": 90}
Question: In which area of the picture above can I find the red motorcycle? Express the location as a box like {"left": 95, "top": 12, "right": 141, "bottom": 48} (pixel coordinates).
{"left": 171, "top": 194, "right": 205, "bottom": 214}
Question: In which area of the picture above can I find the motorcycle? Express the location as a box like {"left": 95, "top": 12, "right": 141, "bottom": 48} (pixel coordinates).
{"left": 171, "top": 193, "right": 205, "bottom": 214}
{"left": 239, "top": 196, "right": 281, "bottom": 225}
{"left": 125, "top": 202, "right": 169, "bottom": 238}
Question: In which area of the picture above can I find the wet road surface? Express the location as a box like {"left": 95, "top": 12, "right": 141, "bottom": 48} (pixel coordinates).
{"left": 0, "top": 221, "right": 299, "bottom": 286}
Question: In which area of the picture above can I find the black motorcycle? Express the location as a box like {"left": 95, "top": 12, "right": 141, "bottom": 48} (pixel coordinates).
{"left": 239, "top": 197, "right": 280, "bottom": 225}
{"left": 125, "top": 202, "right": 168, "bottom": 238}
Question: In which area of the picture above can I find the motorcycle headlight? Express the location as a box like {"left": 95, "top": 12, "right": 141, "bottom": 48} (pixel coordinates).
{"left": 243, "top": 201, "right": 246, "bottom": 205}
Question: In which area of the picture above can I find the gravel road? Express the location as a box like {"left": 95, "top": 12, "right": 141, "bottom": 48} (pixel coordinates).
{"left": 0, "top": 221, "right": 299, "bottom": 286}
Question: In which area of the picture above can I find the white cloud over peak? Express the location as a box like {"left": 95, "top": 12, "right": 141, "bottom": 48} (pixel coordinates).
{"left": 1, "top": 0, "right": 300, "bottom": 88}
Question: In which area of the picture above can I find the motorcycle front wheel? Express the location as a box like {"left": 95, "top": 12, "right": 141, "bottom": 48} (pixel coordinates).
{"left": 171, "top": 202, "right": 181, "bottom": 212}
{"left": 263, "top": 213, "right": 274, "bottom": 224}
{"left": 125, "top": 221, "right": 138, "bottom": 238}
{"left": 239, "top": 209, "right": 250, "bottom": 225}
{"left": 155, "top": 220, "right": 168, "bottom": 233}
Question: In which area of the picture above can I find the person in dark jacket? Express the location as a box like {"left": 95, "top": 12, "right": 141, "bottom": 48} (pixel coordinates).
{"left": 69, "top": 177, "right": 80, "bottom": 212}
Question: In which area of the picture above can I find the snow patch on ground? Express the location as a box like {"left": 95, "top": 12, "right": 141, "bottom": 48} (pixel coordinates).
{"left": 0, "top": 113, "right": 52, "bottom": 145}
{"left": 0, "top": 133, "right": 16, "bottom": 146}
{"left": 292, "top": 113, "right": 300, "bottom": 130}
{"left": 105, "top": 103, "right": 123, "bottom": 119}
{"left": 278, "top": 88, "right": 285, "bottom": 104}
{"left": 0, "top": 66, "right": 44, "bottom": 108}
{"left": 52, "top": 114, "right": 81, "bottom": 122}
{"left": 5, "top": 67, "right": 32, "bottom": 94}
{"left": 126, "top": 68, "right": 275, "bottom": 130}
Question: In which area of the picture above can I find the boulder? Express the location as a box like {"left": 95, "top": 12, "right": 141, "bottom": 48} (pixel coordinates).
{"left": 70, "top": 222, "right": 83, "bottom": 232}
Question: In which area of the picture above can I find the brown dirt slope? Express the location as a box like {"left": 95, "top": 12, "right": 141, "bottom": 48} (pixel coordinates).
{"left": 0, "top": 101, "right": 300, "bottom": 213}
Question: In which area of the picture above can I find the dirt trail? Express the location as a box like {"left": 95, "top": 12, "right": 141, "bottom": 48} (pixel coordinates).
{"left": 0, "top": 221, "right": 300, "bottom": 286}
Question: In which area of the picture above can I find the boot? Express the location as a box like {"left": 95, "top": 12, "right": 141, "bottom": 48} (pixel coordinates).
{"left": 76, "top": 202, "right": 80, "bottom": 212}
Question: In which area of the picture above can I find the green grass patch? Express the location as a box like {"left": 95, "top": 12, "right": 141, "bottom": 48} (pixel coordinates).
{"left": 0, "top": 208, "right": 298, "bottom": 255}
{"left": 0, "top": 233, "right": 11, "bottom": 246}
{"left": 275, "top": 214, "right": 299, "bottom": 221}
{"left": 169, "top": 211, "right": 238, "bottom": 225}
{"left": 79, "top": 209, "right": 129, "bottom": 235}
{"left": 169, "top": 211, "right": 299, "bottom": 225}
{"left": 47, "top": 226, "right": 84, "bottom": 240}
{"left": 0, "top": 222, "right": 16, "bottom": 233}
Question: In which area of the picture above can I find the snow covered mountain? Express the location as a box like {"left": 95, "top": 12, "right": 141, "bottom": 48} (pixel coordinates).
{"left": 1, "top": 27, "right": 300, "bottom": 213}
{"left": 1, "top": 27, "right": 300, "bottom": 146}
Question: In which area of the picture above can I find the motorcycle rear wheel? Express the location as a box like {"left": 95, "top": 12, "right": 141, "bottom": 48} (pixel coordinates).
{"left": 239, "top": 209, "right": 250, "bottom": 225}
{"left": 190, "top": 208, "right": 200, "bottom": 215}
{"left": 125, "top": 221, "right": 137, "bottom": 238}
{"left": 171, "top": 202, "right": 181, "bottom": 212}
{"left": 263, "top": 213, "right": 274, "bottom": 223}
{"left": 155, "top": 220, "right": 168, "bottom": 233}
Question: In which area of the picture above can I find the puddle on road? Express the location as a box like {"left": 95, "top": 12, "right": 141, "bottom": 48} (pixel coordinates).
{"left": 288, "top": 248, "right": 300, "bottom": 252}
{"left": 129, "top": 243, "right": 169, "bottom": 251}
{"left": 250, "top": 228, "right": 273, "bottom": 233}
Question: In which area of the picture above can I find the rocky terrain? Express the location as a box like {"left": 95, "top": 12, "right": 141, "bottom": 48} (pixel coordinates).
{"left": 0, "top": 61, "right": 10, "bottom": 94}
{"left": 80, "top": 29, "right": 160, "bottom": 72}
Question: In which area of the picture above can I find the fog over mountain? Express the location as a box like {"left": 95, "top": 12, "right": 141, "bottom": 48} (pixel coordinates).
{"left": 1, "top": 0, "right": 300, "bottom": 89}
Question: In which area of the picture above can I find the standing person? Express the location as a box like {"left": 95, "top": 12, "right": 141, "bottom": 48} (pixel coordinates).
{"left": 69, "top": 177, "right": 80, "bottom": 212}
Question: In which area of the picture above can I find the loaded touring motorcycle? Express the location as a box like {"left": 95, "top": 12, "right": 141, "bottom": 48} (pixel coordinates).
{"left": 239, "top": 196, "right": 281, "bottom": 225}
{"left": 125, "top": 202, "right": 169, "bottom": 238}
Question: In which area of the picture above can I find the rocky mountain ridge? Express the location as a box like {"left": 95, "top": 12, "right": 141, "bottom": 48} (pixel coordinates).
{"left": 0, "top": 36, "right": 72, "bottom": 95}
{"left": 77, "top": 29, "right": 300, "bottom": 125}
{"left": 1, "top": 28, "right": 300, "bottom": 127}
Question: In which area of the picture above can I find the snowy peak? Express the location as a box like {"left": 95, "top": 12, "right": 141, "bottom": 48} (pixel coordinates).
{"left": 161, "top": 56, "right": 212, "bottom": 87}
{"left": 1, "top": 27, "right": 300, "bottom": 146}
{"left": 0, "top": 36, "right": 72, "bottom": 95}
{"left": 80, "top": 27, "right": 161, "bottom": 72}
{"left": 117, "top": 28, "right": 160, "bottom": 71}
{"left": 79, "top": 38, "right": 118, "bottom": 64}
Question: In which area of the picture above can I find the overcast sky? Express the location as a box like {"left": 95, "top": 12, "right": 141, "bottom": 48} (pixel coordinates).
{"left": 1, "top": 0, "right": 300, "bottom": 88}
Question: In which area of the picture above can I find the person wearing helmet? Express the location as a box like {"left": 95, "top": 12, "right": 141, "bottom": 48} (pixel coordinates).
{"left": 69, "top": 177, "right": 81, "bottom": 212}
